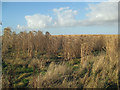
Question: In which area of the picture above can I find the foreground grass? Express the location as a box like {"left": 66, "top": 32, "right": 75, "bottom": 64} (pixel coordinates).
{"left": 2, "top": 51, "right": 119, "bottom": 88}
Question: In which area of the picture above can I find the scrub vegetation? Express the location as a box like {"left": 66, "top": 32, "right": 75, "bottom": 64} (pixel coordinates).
{"left": 1, "top": 27, "right": 119, "bottom": 88}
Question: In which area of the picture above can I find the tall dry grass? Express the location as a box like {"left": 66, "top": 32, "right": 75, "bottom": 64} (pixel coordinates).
{"left": 29, "top": 35, "right": 119, "bottom": 88}
{"left": 30, "top": 62, "right": 73, "bottom": 88}
{"left": 2, "top": 28, "right": 119, "bottom": 88}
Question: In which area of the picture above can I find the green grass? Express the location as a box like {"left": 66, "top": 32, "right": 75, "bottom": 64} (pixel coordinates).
{"left": 2, "top": 59, "right": 40, "bottom": 88}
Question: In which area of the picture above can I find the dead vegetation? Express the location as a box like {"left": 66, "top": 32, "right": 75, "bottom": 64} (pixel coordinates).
{"left": 2, "top": 27, "right": 119, "bottom": 88}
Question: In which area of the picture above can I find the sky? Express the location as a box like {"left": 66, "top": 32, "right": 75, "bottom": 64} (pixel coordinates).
{"left": 1, "top": 1, "right": 118, "bottom": 35}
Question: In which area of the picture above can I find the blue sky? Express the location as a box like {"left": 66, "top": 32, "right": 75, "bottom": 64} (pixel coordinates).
{"left": 2, "top": 2, "right": 118, "bottom": 35}
{"left": 2, "top": 2, "right": 89, "bottom": 27}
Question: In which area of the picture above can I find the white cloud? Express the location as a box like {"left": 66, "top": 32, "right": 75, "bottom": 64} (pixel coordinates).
{"left": 25, "top": 14, "right": 52, "bottom": 29}
{"left": 17, "top": 25, "right": 26, "bottom": 31}
{"left": 17, "top": 2, "right": 118, "bottom": 31}
{"left": 85, "top": 2, "right": 118, "bottom": 25}
{"left": 52, "top": 3, "right": 118, "bottom": 27}
{"left": 17, "top": 14, "right": 52, "bottom": 31}
{"left": 53, "top": 7, "right": 78, "bottom": 27}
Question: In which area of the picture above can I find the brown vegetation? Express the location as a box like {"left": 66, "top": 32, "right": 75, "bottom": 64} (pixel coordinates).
{"left": 2, "top": 27, "right": 119, "bottom": 88}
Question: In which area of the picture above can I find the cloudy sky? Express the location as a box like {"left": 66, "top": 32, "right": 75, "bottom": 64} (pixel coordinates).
{"left": 2, "top": 1, "right": 118, "bottom": 35}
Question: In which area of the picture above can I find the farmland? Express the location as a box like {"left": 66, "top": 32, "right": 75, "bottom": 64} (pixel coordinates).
{"left": 1, "top": 27, "right": 120, "bottom": 88}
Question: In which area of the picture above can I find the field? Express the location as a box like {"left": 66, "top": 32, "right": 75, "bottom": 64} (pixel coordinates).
{"left": 1, "top": 28, "right": 120, "bottom": 88}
